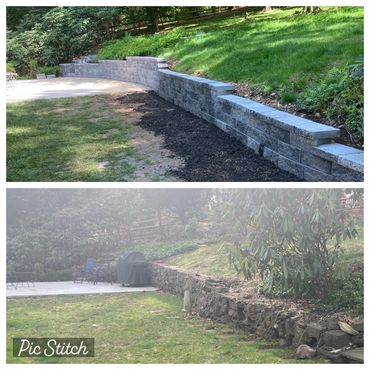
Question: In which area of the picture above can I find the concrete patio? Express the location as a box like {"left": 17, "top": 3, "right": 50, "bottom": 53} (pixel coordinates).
{"left": 6, "top": 77, "right": 149, "bottom": 102}
{"left": 6, "top": 281, "right": 158, "bottom": 298}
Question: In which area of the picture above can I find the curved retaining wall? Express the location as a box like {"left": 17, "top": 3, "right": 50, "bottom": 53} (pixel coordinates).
{"left": 150, "top": 263, "right": 364, "bottom": 363}
{"left": 60, "top": 57, "right": 364, "bottom": 181}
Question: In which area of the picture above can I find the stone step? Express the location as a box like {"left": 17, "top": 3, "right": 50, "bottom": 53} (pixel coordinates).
{"left": 341, "top": 348, "right": 364, "bottom": 363}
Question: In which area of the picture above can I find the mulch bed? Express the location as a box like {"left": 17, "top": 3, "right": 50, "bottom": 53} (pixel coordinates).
{"left": 115, "top": 91, "right": 301, "bottom": 182}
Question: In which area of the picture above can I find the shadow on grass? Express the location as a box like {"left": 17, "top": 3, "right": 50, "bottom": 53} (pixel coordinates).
{"left": 6, "top": 96, "right": 136, "bottom": 182}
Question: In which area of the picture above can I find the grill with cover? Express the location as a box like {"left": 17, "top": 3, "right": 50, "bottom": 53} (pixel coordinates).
{"left": 117, "top": 251, "right": 151, "bottom": 287}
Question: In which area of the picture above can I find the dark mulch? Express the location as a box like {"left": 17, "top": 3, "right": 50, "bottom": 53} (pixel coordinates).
{"left": 115, "top": 91, "right": 301, "bottom": 182}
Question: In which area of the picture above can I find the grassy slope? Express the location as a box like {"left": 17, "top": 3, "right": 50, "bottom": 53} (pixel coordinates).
{"left": 117, "top": 240, "right": 203, "bottom": 261}
{"left": 7, "top": 96, "right": 137, "bottom": 181}
{"left": 165, "top": 243, "right": 237, "bottom": 278}
{"left": 164, "top": 229, "right": 364, "bottom": 278}
{"left": 7, "top": 293, "right": 327, "bottom": 364}
{"left": 98, "top": 7, "right": 363, "bottom": 96}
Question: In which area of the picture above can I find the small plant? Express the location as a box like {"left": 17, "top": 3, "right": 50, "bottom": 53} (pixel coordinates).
{"left": 317, "top": 272, "right": 363, "bottom": 313}
{"left": 298, "top": 58, "right": 364, "bottom": 143}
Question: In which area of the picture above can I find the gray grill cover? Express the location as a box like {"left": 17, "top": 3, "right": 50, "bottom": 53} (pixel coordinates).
{"left": 117, "top": 251, "right": 151, "bottom": 287}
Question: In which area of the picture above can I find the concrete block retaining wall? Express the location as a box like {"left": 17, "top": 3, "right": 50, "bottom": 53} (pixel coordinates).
{"left": 60, "top": 57, "right": 364, "bottom": 181}
{"left": 151, "top": 263, "right": 364, "bottom": 362}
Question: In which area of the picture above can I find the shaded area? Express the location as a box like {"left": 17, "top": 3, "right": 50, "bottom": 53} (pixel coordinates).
{"left": 116, "top": 91, "right": 300, "bottom": 182}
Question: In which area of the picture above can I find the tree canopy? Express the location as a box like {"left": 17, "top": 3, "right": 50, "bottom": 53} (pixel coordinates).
{"left": 6, "top": 6, "right": 242, "bottom": 75}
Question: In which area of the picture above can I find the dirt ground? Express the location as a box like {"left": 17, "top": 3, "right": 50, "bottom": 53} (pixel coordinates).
{"left": 114, "top": 91, "right": 300, "bottom": 182}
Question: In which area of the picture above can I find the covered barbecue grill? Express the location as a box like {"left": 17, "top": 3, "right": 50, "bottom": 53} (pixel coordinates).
{"left": 117, "top": 251, "right": 151, "bottom": 287}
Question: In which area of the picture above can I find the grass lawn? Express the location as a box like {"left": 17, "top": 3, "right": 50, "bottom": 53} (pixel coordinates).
{"left": 7, "top": 292, "right": 328, "bottom": 364}
{"left": 7, "top": 96, "right": 139, "bottom": 181}
{"left": 98, "top": 7, "right": 363, "bottom": 96}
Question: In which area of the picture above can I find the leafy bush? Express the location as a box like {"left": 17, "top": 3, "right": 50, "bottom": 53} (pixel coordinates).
{"left": 38, "top": 65, "right": 60, "bottom": 77}
{"left": 298, "top": 58, "right": 364, "bottom": 143}
{"left": 226, "top": 189, "right": 359, "bottom": 298}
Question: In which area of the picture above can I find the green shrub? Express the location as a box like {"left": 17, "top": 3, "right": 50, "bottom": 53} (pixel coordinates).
{"left": 6, "top": 63, "right": 16, "bottom": 72}
{"left": 38, "top": 65, "right": 60, "bottom": 77}
{"left": 226, "top": 189, "right": 359, "bottom": 298}
{"left": 298, "top": 58, "right": 364, "bottom": 143}
{"left": 317, "top": 272, "right": 363, "bottom": 313}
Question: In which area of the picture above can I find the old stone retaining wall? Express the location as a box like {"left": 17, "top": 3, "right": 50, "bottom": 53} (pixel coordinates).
{"left": 150, "top": 263, "right": 364, "bottom": 362}
{"left": 60, "top": 57, "right": 364, "bottom": 181}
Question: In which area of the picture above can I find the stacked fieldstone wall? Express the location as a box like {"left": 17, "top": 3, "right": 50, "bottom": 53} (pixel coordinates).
{"left": 150, "top": 263, "right": 364, "bottom": 363}
{"left": 60, "top": 57, "right": 364, "bottom": 181}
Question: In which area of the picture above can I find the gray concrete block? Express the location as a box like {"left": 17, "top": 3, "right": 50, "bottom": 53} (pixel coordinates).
{"left": 331, "top": 163, "right": 364, "bottom": 182}
{"left": 246, "top": 126, "right": 278, "bottom": 151}
{"left": 278, "top": 141, "right": 301, "bottom": 161}
{"left": 278, "top": 156, "right": 304, "bottom": 179}
{"left": 218, "top": 95, "right": 340, "bottom": 141}
{"left": 263, "top": 147, "right": 279, "bottom": 166}
{"left": 303, "top": 166, "right": 334, "bottom": 182}
{"left": 301, "top": 151, "right": 332, "bottom": 174}
{"left": 247, "top": 137, "right": 261, "bottom": 154}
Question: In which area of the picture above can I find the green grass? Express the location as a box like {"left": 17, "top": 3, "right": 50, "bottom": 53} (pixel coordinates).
{"left": 98, "top": 7, "right": 363, "bottom": 95}
{"left": 6, "top": 292, "right": 328, "bottom": 364}
{"left": 120, "top": 240, "right": 203, "bottom": 261}
{"left": 6, "top": 96, "right": 138, "bottom": 181}
{"left": 165, "top": 243, "right": 238, "bottom": 277}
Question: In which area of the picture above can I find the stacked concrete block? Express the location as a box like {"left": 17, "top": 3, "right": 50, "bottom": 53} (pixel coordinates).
{"left": 213, "top": 94, "right": 363, "bottom": 181}
{"left": 60, "top": 56, "right": 364, "bottom": 181}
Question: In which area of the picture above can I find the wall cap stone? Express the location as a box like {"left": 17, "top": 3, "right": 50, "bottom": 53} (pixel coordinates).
{"left": 218, "top": 94, "right": 341, "bottom": 140}
{"left": 159, "top": 69, "right": 234, "bottom": 91}
{"left": 314, "top": 143, "right": 364, "bottom": 173}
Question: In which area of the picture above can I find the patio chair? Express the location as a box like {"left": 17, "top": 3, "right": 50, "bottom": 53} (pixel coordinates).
{"left": 6, "top": 271, "right": 35, "bottom": 289}
{"left": 73, "top": 258, "right": 95, "bottom": 284}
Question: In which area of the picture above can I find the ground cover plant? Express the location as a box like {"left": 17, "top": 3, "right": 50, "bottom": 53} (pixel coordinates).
{"left": 98, "top": 7, "right": 363, "bottom": 143}
{"left": 6, "top": 292, "right": 328, "bottom": 364}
